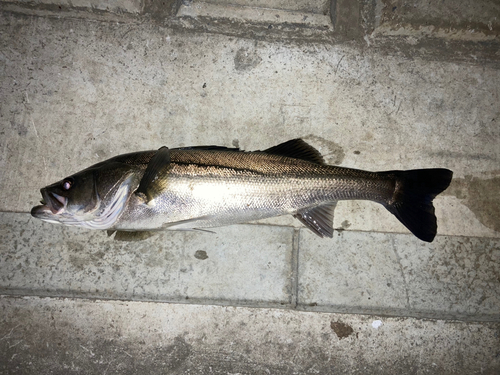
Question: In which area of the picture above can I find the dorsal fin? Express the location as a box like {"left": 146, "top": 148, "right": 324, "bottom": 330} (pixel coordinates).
{"left": 294, "top": 203, "right": 336, "bottom": 238}
{"left": 263, "top": 139, "right": 325, "bottom": 164}
{"left": 135, "top": 146, "right": 170, "bottom": 203}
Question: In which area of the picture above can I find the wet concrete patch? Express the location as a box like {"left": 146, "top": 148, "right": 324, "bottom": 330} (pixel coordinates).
{"left": 234, "top": 47, "right": 262, "bottom": 71}
{"left": 446, "top": 175, "right": 500, "bottom": 233}
{"left": 303, "top": 134, "right": 345, "bottom": 165}
{"left": 194, "top": 250, "right": 208, "bottom": 260}
{"left": 330, "top": 321, "right": 354, "bottom": 340}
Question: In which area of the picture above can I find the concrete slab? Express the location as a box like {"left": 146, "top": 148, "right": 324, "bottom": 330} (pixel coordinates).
{"left": 373, "top": 0, "right": 500, "bottom": 41}
{"left": 1, "top": 295, "right": 499, "bottom": 374}
{"left": 0, "top": 13, "right": 498, "bottom": 239}
{"left": 200, "top": 0, "right": 330, "bottom": 14}
{"left": 2, "top": 212, "right": 499, "bottom": 321}
{"left": 0, "top": 213, "right": 294, "bottom": 306}
{"left": 299, "top": 230, "right": 409, "bottom": 313}
{"left": 1, "top": 0, "right": 143, "bottom": 13}
{"left": 177, "top": 1, "right": 332, "bottom": 29}
{"left": 0, "top": 3, "right": 499, "bottom": 373}
{"left": 298, "top": 229, "right": 500, "bottom": 321}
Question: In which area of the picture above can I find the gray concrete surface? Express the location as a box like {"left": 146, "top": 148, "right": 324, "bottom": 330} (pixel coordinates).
{"left": 1, "top": 212, "right": 499, "bottom": 322}
{"left": 1, "top": 296, "right": 499, "bottom": 374}
{"left": 1, "top": 12, "right": 498, "bottom": 238}
{"left": 4, "top": 0, "right": 143, "bottom": 14}
{"left": 177, "top": 1, "right": 333, "bottom": 29}
{"left": 298, "top": 230, "right": 500, "bottom": 320}
{"left": 0, "top": 213, "right": 295, "bottom": 306}
{"left": 0, "top": 0, "right": 499, "bottom": 373}
{"left": 200, "top": 0, "right": 331, "bottom": 14}
{"left": 373, "top": 0, "right": 500, "bottom": 41}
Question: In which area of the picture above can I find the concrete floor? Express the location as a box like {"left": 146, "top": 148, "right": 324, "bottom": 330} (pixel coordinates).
{"left": 0, "top": 0, "right": 499, "bottom": 373}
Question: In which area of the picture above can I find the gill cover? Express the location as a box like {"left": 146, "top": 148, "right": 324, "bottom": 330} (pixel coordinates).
{"left": 31, "top": 162, "right": 138, "bottom": 229}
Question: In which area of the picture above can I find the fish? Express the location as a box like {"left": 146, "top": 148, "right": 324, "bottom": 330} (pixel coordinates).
{"left": 31, "top": 139, "right": 453, "bottom": 242}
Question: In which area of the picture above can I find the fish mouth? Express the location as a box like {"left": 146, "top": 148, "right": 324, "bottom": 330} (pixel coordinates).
{"left": 31, "top": 188, "right": 67, "bottom": 218}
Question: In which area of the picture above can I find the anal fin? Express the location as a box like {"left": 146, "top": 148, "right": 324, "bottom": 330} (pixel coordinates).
{"left": 294, "top": 203, "right": 336, "bottom": 238}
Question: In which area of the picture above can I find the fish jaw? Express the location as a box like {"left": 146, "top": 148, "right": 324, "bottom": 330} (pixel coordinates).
{"left": 31, "top": 187, "right": 68, "bottom": 221}
{"left": 30, "top": 204, "right": 64, "bottom": 225}
{"left": 30, "top": 192, "right": 73, "bottom": 225}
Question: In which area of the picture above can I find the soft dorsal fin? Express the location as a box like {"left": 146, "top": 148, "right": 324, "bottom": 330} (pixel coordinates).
{"left": 294, "top": 203, "right": 336, "bottom": 238}
{"left": 263, "top": 139, "right": 325, "bottom": 164}
{"left": 135, "top": 146, "right": 170, "bottom": 203}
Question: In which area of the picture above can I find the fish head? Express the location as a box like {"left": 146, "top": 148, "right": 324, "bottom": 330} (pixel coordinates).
{"left": 31, "top": 162, "right": 139, "bottom": 229}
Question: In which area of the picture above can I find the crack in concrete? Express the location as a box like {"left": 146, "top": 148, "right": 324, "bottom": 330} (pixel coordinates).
{"left": 290, "top": 228, "right": 300, "bottom": 309}
{"left": 391, "top": 237, "right": 411, "bottom": 311}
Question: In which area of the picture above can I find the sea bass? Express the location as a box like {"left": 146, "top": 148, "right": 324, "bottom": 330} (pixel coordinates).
{"left": 31, "top": 139, "right": 453, "bottom": 242}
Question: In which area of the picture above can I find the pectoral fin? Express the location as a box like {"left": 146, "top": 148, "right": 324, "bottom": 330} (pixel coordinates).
{"left": 294, "top": 203, "right": 336, "bottom": 238}
{"left": 135, "top": 146, "right": 170, "bottom": 203}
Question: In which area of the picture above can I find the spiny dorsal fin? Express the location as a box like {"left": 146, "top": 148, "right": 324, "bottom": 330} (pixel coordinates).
{"left": 135, "top": 146, "right": 170, "bottom": 203}
{"left": 263, "top": 139, "right": 325, "bottom": 164}
{"left": 294, "top": 203, "right": 336, "bottom": 238}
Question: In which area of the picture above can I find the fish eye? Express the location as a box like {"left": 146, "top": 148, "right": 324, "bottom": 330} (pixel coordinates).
{"left": 62, "top": 178, "right": 74, "bottom": 191}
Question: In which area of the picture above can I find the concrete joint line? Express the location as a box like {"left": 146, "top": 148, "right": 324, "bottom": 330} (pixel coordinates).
{"left": 290, "top": 228, "right": 300, "bottom": 309}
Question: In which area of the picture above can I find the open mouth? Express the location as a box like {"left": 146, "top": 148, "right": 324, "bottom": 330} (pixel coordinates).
{"left": 31, "top": 188, "right": 67, "bottom": 217}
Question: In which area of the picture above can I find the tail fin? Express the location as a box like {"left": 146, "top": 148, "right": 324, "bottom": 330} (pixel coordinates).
{"left": 381, "top": 169, "right": 453, "bottom": 242}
